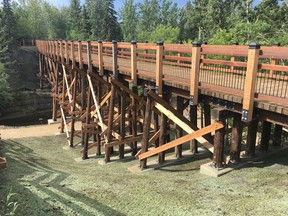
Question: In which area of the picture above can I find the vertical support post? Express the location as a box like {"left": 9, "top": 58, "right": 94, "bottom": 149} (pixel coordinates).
{"left": 112, "top": 40, "right": 118, "bottom": 80}
{"left": 83, "top": 40, "right": 92, "bottom": 159}
{"left": 273, "top": 125, "right": 283, "bottom": 146}
{"left": 140, "top": 94, "right": 153, "bottom": 170}
{"left": 69, "top": 71, "right": 78, "bottom": 147}
{"left": 242, "top": 43, "right": 260, "bottom": 122}
{"left": 230, "top": 114, "right": 243, "bottom": 163}
{"left": 60, "top": 40, "right": 64, "bottom": 65}
{"left": 190, "top": 42, "right": 201, "bottom": 106}
{"left": 269, "top": 42, "right": 280, "bottom": 77}
{"left": 177, "top": 41, "right": 183, "bottom": 64}
{"left": 230, "top": 42, "right": 238, "bottom": 71}
{"left": 78, "top": 40, "right": 83, "bottom": 69}
{"left": 71, "top": 40, "right": 75, "bottom": 69}
{"left": 119, "top": 92, "right": 126, "bottom": 159}
{"left": 260, "top": 121, "right": 271, "bottom": 151}
{"left": 60, "top": 69, "right": 66, "bottom": 134}
{"left": 105, "top": 83, "right": 116, "bottom": 162}
{"left": 56, "top": 40, "right": 59, "bottom": 62}
{"left": 39, "top": 54, "right": 43, "bottom": 90}
{"left": 52, "top": 63, "right": 59, "bottom": 122}
{"left": 175, "top": 96, "right": 184, "bottom": 158}
{"left": 158, "top": 92, "right": 169, "bottom": 164}
{"left": 190, "top": 104, "right": 198, "bottom": 153}
{"left": 131, "top": 41, "right": 137, "bottom": 87}
{"left": 98, "top": 40, "right": 104, "bottom": 76}
{"left": 131, "top": 41, "right": 138, "bottom": 155}
{"left": 245, "top": 118, "right": 259, "bottom": 157}
{"left": 213, "top": 113, "right": 226, "bottom": 168}
{"left": 65, "top": 40, "right": 69, "bottom": 65}
{"left": 156, "top": 41, "right": 163, "bottom": 96}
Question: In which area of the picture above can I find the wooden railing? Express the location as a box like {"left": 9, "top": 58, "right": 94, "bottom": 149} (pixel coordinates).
{"left": 35, "top": 40, "right": 288, "bottom": 122}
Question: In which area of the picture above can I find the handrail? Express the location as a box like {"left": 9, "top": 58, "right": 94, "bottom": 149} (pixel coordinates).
{"left": 35, "top": 40, "right": 288, "bottom": 122}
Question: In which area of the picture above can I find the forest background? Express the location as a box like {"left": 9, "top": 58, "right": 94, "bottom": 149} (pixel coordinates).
{"left": 0, "top": 0, "right": 287, "bottom": 111}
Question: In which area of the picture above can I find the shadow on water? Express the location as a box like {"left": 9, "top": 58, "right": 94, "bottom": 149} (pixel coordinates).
{"left": 0, "top": 139, "right": 125, "bottom": 216}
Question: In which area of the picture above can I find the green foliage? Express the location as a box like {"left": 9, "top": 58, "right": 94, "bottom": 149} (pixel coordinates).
{"left": 4, "top": 188, "right": 19, "bottom": 215}
{"left": 0, "top": 63, "right": 12, "bottom": 111}
{"left": 141, "top": 24, "right": 179, "bottom": 43}
{"left": 120, "top": 0, "right": 138, "bottom": 42}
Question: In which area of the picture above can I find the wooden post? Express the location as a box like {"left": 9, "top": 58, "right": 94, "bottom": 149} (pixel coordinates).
{"left": 60, "top": 40, "right": 64, "bottom": 64}
{"left": 71, "top": 40, "right": 75, "bottom": 69}
{"left": 158, "top": 92, "right": 169, "bottom": 164}
{"left": 78, "top": 40, "right": 83, "bottom": 69}
{"left": 65, "top": 40, "right": 69, "bottom": 65}
{"left": 245, "top": 118, "right": 259, "bottom": 157}
{"left": 105, "top": 83, "right": 116, "bottom": 162}
{"left": 83, "top": 41, "right": 93, "bottom": 159}
{"left": 230, "top": 42, "right": 238, "bottom": 71}
{"left": 260, "top": 121, "right": 271, "bottom": 151}
{"left": 156, "top": 41, "right": 163, "bottom": 96}
{"left": 52, "top": 63, "right": 59, "bottom": 122}
{"left": 98, "top": 40, "right": 104, "bottom": 76}
{"left": 140, "top": 94, "right": 153, "bottom": 170}
{"left": 39, "top": 54, "right": 43, "bottom": 90}
{"left": 112, "top": 40, "right": 118, "bottom": 80}
{"left": 230, "top": 114, "right": 243, "bottom": 163}
{"left": 190, "top": 104, "right": 198, "bottom": 153}
{"left": 213, "top": 112, "right": 226, "bottom": 168}
{"left": 60, "top": 69, "right": 66, "bottom": 134}
{"left": 119, "top": 92, "right": 126, "bottom": 159}
{"left": 177, "top": 41, "right": 183, "bottom": 64}
{"left": 242, "top": 43, "right": 260, "bottom": 122}
{"left": 190, "top": 42, "right": 201, "bottom": 105}
{"left": 69, "top": 71, "right": 78, "bottom": 147}
{"left": 175, "top": 96, "right": 184, "bottom": 158}
{"left": 130, "top": 41, "right": 138, "bottom": 155}
{"left": 56, "top": 40, "right": 60, "bottom": 62}
{"left": 273, "top": 125, "right": 283, "bottom": 146}
{"left": 269, "top": 42, "right": 280, "bottom": 77}
{"left": 131, "top": 41, "right": 137, "bottom": 87}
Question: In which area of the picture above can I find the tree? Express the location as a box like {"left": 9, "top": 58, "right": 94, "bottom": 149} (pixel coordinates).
{"left": 120, "top": 0, "right": 137, "bottom": 41}
{"left": 138, "top": 0, "right": 160, "bottom": 33}
{"left": 86, "top": 0, "right": 120, "bottom": 41}
{"left": 68, "top": 0, "right": 81, "bottom": 39}
{"left": 80, "top": 5, "right": 91, "bottom": 40}
{"left": 160, "top": 0, "right": 179, "bottom": 28}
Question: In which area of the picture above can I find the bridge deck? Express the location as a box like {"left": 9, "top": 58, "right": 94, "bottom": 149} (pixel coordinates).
{"left": 36, "top": 41, "right": 288, "bottom": 118}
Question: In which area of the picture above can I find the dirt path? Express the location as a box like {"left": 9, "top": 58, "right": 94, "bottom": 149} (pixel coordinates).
{"left": 0, "top": 124, "right": 60, "bottom": 139}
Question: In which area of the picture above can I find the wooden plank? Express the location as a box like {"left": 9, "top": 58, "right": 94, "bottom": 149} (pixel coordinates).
{"left": 138, "top": 122, "right": 223, "bottom": 160}
{"left": 242, "top": 43, "right": 260, "bottom": 122}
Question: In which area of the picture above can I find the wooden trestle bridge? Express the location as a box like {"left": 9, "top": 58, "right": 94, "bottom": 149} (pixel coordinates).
{"left": 35, "top": 40, "right": 288, "bottom": 173}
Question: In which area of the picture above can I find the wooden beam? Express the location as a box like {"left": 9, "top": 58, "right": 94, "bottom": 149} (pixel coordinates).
{"left": 190, "top": 42, "right": 201, "bottom": 105}
{"left": 139, "top": 122, "right": 223, "bottom": 160}
{"left": 242, "top": 43, "right": 260, "bottom": 122}
{"left": 156, "top": 41, "right": 163, "bottom": 95}
{"left": 229, "top": 114, "right": 243, "bottom": 163}
{"left": 140, "top": 95, "right": 153, "bottom": 169}
{"left": 131, "top": 41, "right": 137, "bottom": 87}
{"left": 98, "top": 40, "right": 104, "bottom": 76}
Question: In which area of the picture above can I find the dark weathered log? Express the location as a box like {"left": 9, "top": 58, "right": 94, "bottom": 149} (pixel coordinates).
{"left": 260, "top": 121, "right": 272, "bottom": 151}
{"left": 140, "top": 95, "right": 153, "bottom": 170}
{"left": 230, "top": 114, "right": 243, "bottom": 162}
